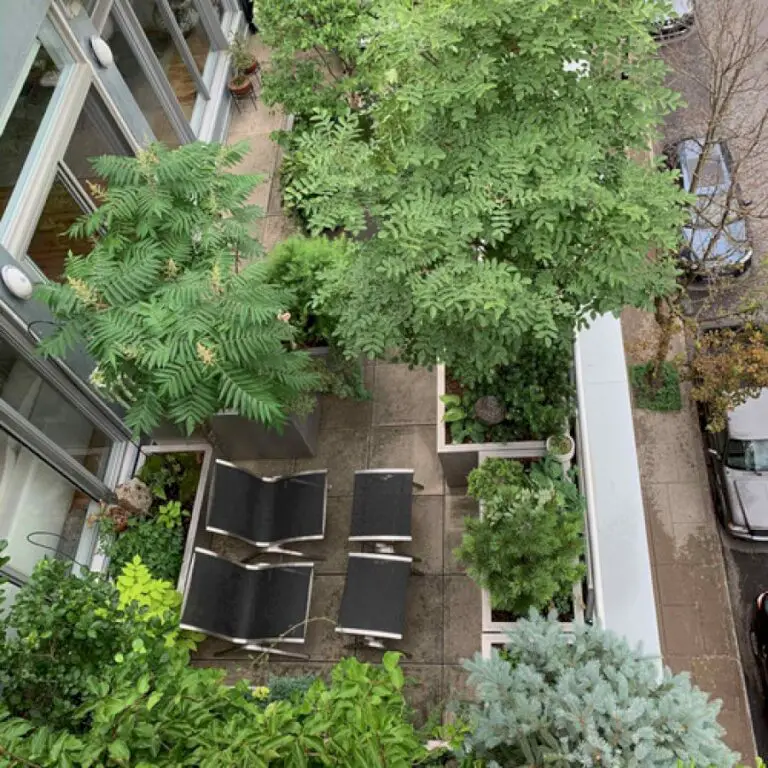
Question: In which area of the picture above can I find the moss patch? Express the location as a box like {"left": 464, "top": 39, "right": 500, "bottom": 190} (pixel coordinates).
{"left": 629, "top": 362, "right": 682, "bottom": 412}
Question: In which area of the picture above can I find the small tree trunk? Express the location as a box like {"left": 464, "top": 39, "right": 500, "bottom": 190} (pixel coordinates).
{"left": 647, "top": 296, "right": 675, "bottom": 390}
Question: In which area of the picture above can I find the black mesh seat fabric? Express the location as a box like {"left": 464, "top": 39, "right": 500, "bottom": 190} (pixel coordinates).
{"left": 180, "top": 549, "right": 313, "bottom": 643}
{"left": 206, "top": 460, "right": 327, "bottom": 547}
{"left": 350, "top": 470, "right": 413, "bottom": 541}
{"left": 336, "top": 553, "right": 411, "bottom": 639}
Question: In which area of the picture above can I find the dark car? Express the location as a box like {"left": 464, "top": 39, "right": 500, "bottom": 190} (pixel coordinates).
{"left": 750, "top": 591, "right": 768, "bottom": 693}
{"left": 706, "top": 389, "right": 768, "bottom": 539}
{"left": 652, "top": 0, "right": 695, "bottom": 42}
{"left": 665, "top": 138, "right": 752, "bottom": 276}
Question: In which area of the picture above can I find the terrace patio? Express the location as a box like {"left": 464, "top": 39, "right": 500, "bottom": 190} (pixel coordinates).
{"left": 193, "top": 361, "right": 482, "bottom": 721}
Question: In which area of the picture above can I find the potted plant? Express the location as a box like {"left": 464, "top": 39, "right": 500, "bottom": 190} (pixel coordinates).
{"left": 437, "top": 334, "right": 576, "bottom": 486}
{"left": 455, "top": 455, "right": 587, "bottom": 632}
{"left": 93, "top": 442, "right": 214, "bottom": 593}
{"left": 228, "top": 34, "right": 258, "bottom": 96}
{"left": 35, "top": 142, "right": 322, "bottom": 461}
{"left": 546, "top": 433, "right": 576, "bottom": 464}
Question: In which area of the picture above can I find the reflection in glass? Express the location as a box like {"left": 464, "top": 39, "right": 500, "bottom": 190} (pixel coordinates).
{"left": 0, "top": 339, "right": 114, "bottom": 483}
{"left": 25, "top": 178, "right": 91, "bottom": 282}
{"left": 138, "top": 0, "right": 201, "bottom": 119}
{"left": 108, "top": 13, "right": 182, "bottom": 146}
{"left": 0, "top": 430, "right": 94, "bottom": 579}
{"left": 0, "top": 45, "right": 61, "bottom": 223}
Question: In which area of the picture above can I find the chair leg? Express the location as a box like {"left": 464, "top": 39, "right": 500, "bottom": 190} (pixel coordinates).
{"left": 412, "top": 479, "right": 425, "bottom": 491}
{"left": 242, "top": 643, "right": 310, "bottom": 660}
{"left": 214, "top": 642, "right": 246, "bottom": 658}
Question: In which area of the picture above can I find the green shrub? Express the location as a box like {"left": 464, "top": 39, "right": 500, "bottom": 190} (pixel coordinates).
{"left": 265, "top": 672, "right": 318, "bottom": 703}
{"left": 100, "top": 516, "right": 183, "bottom": 583}
{"left": 136, "top": 451, "right": 201, "bottom": 508}
{"left": 264, "top": 235, "right": 350, "bottom": 347}
{"left": 462, "top": 615, "right": 738, "bottom": 767}
{"left": 35, "top": 142, "right": 319, "bottom": 437}
{"left": 456, "top": 457, "right": 585, "bottom": 615}
{"left": 0, "top": 558, "right": 177, "bottom": 731}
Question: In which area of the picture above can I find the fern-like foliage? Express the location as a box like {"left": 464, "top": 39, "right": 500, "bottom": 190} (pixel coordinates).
{"left": 36, "top": 142, "right": 319, "bottom": 436}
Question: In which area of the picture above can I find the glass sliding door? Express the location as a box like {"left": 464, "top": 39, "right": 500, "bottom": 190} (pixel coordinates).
{"left": 0, "top": 28, "right": 72, "bottom": 226}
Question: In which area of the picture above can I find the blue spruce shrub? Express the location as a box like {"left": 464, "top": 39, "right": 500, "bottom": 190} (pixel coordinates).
{"left": 461, "top": 614, "right": 738, "bottom": 767}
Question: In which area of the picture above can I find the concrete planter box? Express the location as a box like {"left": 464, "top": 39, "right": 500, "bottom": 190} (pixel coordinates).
{"left": 475, "top": 450, "right": 586, "bottom": 634}
{"left": 209, "top": 401, "right": 321, "bottom": 460}
{"left": 91, "top": 441, "right": 214, "bottom": 596}
{"left": 436, "top": 365, "right": 546, "bottom": 487}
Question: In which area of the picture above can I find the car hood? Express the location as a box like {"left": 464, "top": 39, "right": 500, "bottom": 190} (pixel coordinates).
{"left": 681, "top": 218, "right": 751, "bottom": 267}
{"left": 727, "top": 473, "right": 768, "bottom": 532}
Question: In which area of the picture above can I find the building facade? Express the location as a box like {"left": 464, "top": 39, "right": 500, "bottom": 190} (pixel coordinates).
{"left": 0, "top": 0, "right": 244, "bottom": 595}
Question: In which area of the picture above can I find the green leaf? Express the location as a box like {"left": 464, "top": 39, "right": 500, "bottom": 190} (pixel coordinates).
{"left": 443, "top": 407, "right": 466, "bottom": 423}
{"left": 108, "top": 739, "right": 130, "bottom": 763}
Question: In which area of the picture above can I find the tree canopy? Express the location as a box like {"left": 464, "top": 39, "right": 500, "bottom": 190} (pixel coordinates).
{"left": 263, "top": 0, "right": 688, "bottom": 383}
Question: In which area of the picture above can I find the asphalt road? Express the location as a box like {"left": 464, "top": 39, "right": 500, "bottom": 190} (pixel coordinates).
{"left": 704, "top": 448, "right": 768, "bottom": 758}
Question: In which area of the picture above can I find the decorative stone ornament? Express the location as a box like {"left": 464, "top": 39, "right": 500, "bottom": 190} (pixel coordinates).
{"left": 474, "top": 396, "right": 506, "bottom": 426}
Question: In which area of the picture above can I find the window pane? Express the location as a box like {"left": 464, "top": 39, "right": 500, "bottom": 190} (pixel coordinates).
{"left": 0, "top": 44, "right": 62, "bottom": 223}
{"left": 186, "top": 9, "right": 213, "bottom": 73}
{"left": 0, "top": 430, "right": 95, "bottom": 579}
{"left": 108, "top": 13, "right": 182, "bottom": 147}
{"left": 25, "top": 177, "right": 91, "bottom": 282}
{"left": 63, "top": 89, "right": 134, "bottom": 188}
{"left": 143, "top": 1, "right": 201, "bottom": 119}
{"left": 0, "top": 339, "right": 114, "bottom": 482}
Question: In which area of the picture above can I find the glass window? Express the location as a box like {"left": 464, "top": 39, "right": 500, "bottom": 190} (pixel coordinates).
{"left": 24, "top": 176, "right": 91, "bottom": 282}
{"left": 63, "top": 89, "right": 134, "bottom": 189}
{"left": 139, "top": 0, "right": 201, "bottom": 119}
{"left": 108, "top": 13, "right": 182, "bottom": 146}
{"left": 0, "top": 430, "right": 96, "bottom": 579}
{"left": 0, "top": 339, "right": 114, "bottom": 482}
{"left": 0, "top": 44, "right": 62, "bottom": 223}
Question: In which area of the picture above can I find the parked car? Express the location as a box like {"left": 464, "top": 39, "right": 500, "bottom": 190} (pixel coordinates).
{"left": 652, "top": 0, "right": 695, "bottom": 41}
{"left": 706, "top": 389, "right": 768, "bottom": 540}
{"left": 664, "top": 138, "right": 753, "bottom": 277}
{"left": 749, "top": 591, "right": 768, "bottom": 693}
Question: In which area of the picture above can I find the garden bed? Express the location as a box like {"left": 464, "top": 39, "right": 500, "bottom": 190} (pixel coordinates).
{"left": 94, "top": 442, "right": 213, "bottom": 593}
{"left": 437, "top": 366, "right": 547, "bottom": 486}
{"left": 462, "top": 451, "right": 588, "bottom": 634}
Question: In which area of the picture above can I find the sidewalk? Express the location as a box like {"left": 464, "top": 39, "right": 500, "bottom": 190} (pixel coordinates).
{"left": 621, "top": 308, "right": 757, "bottom": 761}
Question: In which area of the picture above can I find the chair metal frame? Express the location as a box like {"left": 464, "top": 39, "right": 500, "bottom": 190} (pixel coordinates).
{"left": 179, "top": 547, "right": 315, "bottom": 659}
{"left": 205, "top": 459, "right": 328, "bottom": 558}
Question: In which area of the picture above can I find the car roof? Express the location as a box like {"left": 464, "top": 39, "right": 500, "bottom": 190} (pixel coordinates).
{"left": 728, "top": 389, "right": 768, "bottom": 440}
{"left": 676, "top": 139, "right": 731, "bottom": 195}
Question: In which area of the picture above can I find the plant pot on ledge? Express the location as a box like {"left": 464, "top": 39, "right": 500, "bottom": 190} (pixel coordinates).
{"left": 228, "top": 75, "right": 254, "bottom": 97}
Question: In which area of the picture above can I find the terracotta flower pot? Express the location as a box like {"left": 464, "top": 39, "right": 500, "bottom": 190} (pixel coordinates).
{"left": 228, "top": 76, "right": 254, "bottom": 97}
{"left": 244, "top": 58, "right": 259, "bottom": 75}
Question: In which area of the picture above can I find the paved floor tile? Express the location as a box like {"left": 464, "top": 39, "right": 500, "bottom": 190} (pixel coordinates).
{"left": 369, "top": 425, "right": 444, "bottom": 495}
{"left": 444, "top": 494, "right": 477, "bottom": 574}
{"left": 373, "top": 364, "right": 436, "bottom": 426}
{"left": 401, "top": 496, "right": 444, "bottom": 574}
{"left": 295, "top": 427, "right": 370, "bottom": 497}
{"left": 444, "top": 575, "right": 482, "bottom": 664}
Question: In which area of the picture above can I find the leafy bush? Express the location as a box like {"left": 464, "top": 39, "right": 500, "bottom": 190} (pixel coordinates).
{"left": 35, "top": 142, "right": 319, "bottom": 437}
{"left": 456, "top": 458, "right": 585, "bottom": 615}
{"left": 101, "top": 516, "right": 183, "bottom": 583}
{"left": 265, "top": 672, "right": 318, "bottom": 703}
{"left": 0, "top": 642, "right": 448, "bottom": 766}
{"left": 136, "top": 451, "right": 201, "bottom": 508}
{"left": 264, "top": 235, "right": 349, "bottom": 347}
{"left": 442, "top": 334, "right": 575, "bottom": 443}
{"left": 0, "top": 558, "right": 175, "bottom": 730}
{"left": 461, "top": 614, "right": 738, "bottom": 767}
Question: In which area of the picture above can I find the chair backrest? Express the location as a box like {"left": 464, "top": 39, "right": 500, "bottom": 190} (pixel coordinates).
{"left": 350, "top": 469, "right": 414, "bottom": 541}
{"left": 206, "top": 461, "right": 327, "bottom": 546}
{"left": 337, "top": 552, "right": 412, "bottom": 639}
{"left": 180, "top": 549, "right": 314, "bottom": 643}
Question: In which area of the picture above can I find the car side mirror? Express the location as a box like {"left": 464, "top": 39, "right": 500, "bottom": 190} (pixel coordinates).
{"left": 741, "top": 198, "right": 753, "bottom": 208}
{"left": 708, "top": 448, "right": 721, "bottom": 459}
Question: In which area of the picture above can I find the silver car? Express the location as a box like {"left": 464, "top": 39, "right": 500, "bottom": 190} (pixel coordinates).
{"left": 652, "top": 0, "right": 695, "bottom": 41}
{"left": 707, "top": 389, "right": 768, "bottom": 540}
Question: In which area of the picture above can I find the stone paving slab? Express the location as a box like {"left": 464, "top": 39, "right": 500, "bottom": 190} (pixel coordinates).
{"left": 622, "top": 308, "right": 757, "bottom": 761}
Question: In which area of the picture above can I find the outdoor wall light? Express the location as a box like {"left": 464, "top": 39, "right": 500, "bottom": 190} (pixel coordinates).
{"left": 1, "top": 265, "right": 34, "bottom": 301}
{"left": 89, "top": 36, "right": 114, "bottom": 69}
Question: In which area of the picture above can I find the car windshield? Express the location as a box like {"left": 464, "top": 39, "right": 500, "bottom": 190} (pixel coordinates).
{"left": 727, "top": 439, "right": 768, "bottom": 471}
